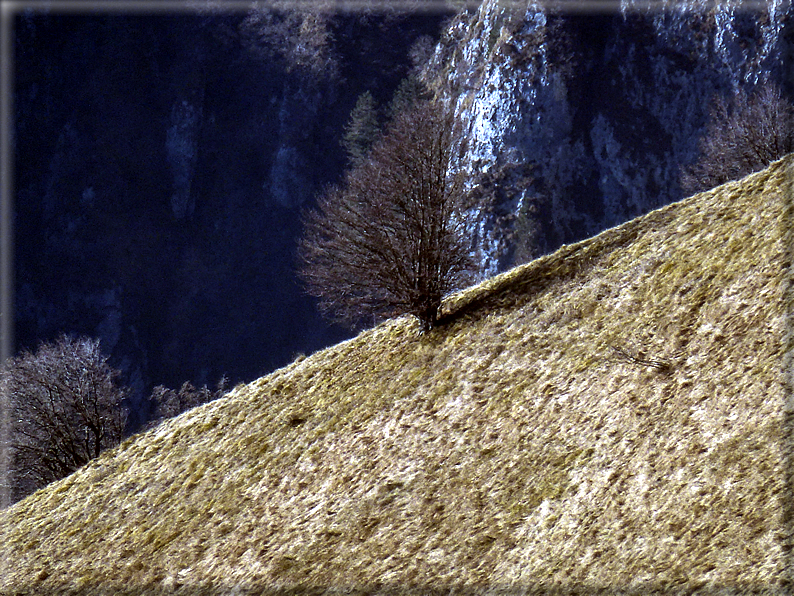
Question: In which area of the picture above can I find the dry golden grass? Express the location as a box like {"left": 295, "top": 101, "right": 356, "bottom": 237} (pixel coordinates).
{"left": 2, "top": 155, "right": 793, "bottom": 595}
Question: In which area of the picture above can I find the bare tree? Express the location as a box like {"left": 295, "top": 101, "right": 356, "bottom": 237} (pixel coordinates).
{"left": 239, "top": 7, "right": 339, "bottom": 79}
{"left": 3, "top": 335, "right": 128, "bottom": 502}
{"left": 681, "top": 83, "right": 794, "bottom": 195}
{"left": 298, "top": 98, "right": 473, "bottom": 332}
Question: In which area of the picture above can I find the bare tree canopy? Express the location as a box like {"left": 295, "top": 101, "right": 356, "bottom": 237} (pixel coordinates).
{"left": 3, "top": 335, "right": 128, "bottom": 502}
{"left": 298, "top": 98, "right": 473, "bottom": 332}
{"left": 681, "top": 83, "right": 794, "bottom": 196}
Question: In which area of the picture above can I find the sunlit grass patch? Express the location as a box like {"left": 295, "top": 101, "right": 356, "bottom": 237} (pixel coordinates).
{"left": 1, "top": 155, "right": 792, "bottom": 595}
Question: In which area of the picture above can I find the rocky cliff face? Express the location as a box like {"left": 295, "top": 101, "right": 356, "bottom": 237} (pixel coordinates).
{"left": 427, "top": 0, "right": 792, "bottom": 273}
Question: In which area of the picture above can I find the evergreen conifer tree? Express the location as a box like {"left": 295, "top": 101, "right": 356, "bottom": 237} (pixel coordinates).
{"left": 341, "top": 91, "right": 380, "bottom": 168}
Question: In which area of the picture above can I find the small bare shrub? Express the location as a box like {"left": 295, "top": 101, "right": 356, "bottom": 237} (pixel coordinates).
{"left": 682, "top": 83, "right": 794, "bottom": 195}
{"left": 146, "top": 376, "right": 229, "bottom": 430}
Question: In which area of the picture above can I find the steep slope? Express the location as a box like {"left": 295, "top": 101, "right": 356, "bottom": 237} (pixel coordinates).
{"left": 427, "top": 0, "right": 792, "bottom": 271}
{"left": 2, "top": 155, "right": 793, "bottom": 594}
{"left": 13, "top": 11, "right": 448, "bottom": 409}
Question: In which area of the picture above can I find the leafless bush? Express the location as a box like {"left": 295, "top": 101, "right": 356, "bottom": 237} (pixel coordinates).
{"left": 681, "top": 83, "right": 794, "bottom": 195}
{"left": 3, "top": 335, "right": 128, "bottom": 502}
{"left": 298, "top": 98, "right": 474, "bottom": 332}
{"left": 146, "top": 377, "right": 228, "bottom": 430}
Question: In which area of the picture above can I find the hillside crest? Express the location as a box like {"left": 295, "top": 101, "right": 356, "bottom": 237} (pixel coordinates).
{"left": 2, "top": 154, "right": 793, "bottom": 595}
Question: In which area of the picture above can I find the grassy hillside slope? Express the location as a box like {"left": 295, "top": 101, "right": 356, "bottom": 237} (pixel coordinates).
{"left": 2, "top": 155, "right": 793, "bottom": 595}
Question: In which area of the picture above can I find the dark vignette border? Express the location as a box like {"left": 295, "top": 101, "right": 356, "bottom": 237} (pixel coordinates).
{"left": 0, "top": 1, "right": 791, "bottom": 595}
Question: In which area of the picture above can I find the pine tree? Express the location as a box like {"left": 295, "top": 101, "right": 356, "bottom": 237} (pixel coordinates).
{"left": 387, "top": 74, "right": 431, "bottom": 121}
{"left": 341, "top": 91, "right": 380, "bottom": 168}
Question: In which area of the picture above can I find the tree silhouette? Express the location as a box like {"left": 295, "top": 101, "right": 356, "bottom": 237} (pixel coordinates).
{"left": 3, "top": 335, "right": 128, "bottom": 502}
{"left": 299, "top": 98, "right": 473, "bottom": 332}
